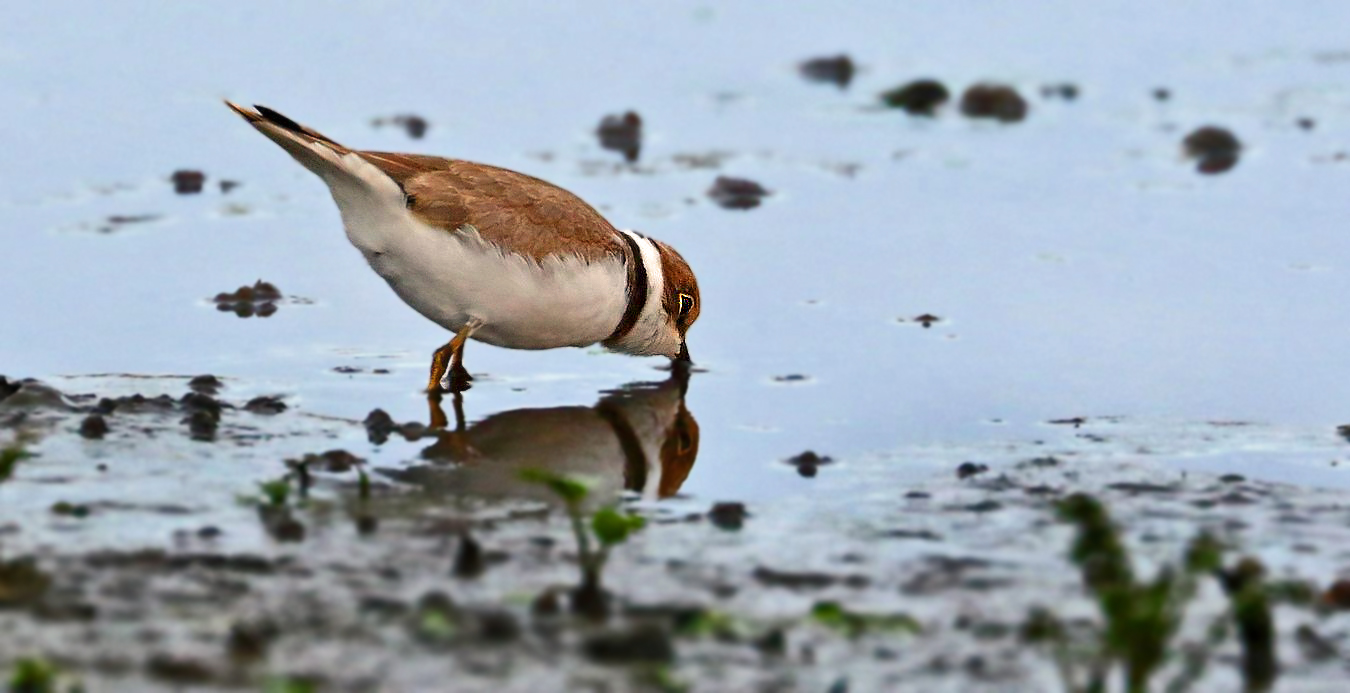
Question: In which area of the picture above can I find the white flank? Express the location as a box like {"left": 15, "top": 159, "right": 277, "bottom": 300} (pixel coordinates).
{"left": 372, "top": 219, "right": 630, "bottom": 350}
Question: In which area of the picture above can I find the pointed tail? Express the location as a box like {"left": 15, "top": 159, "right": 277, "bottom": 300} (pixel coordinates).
{"left": 224, "top": 101, "right": 353, "bottom": 179}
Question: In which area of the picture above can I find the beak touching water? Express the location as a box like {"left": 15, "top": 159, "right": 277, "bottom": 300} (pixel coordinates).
{"left": 671, "top": 342, "right": 693, "bottom": 394}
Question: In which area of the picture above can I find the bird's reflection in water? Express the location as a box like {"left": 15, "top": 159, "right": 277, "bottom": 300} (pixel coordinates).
{"left": 385, "top": 367, "right": 697, "bottom": 502}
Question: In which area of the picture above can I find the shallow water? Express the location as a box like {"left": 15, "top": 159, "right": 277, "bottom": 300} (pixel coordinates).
{"left": 6, "top": 1, "right": 1350, "bottom": 690}
{"left": 7, "top": 1, "right": 1350, "bottom": 500}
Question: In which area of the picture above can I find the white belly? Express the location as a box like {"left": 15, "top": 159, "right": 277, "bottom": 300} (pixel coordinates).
{"left": 345, "top": 213, "right": 628, "bottom": 350}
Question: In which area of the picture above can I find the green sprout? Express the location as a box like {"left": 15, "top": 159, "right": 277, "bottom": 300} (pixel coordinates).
{"left": 257, "top": 477, "right": 291, "bottom": 508}
{"left": 520, "top": 469, "right": 646, "bottom": 618}
{"left": 357, "top": 468, "right": 371, "bottom": 501}
{"left": 0, "top": 436, "right": 36, "bottom": 482}
{"left": 8, "top": 657, "right": 58, "bottom": 693}
{"left": 810, "top": 601, "right": 921, "bottom": 639}
{"left": 1028, "top": 493, "right": 1282, "bottom": 693}
{"left": 674, "top": 608, "right": 744, "bottom": 641}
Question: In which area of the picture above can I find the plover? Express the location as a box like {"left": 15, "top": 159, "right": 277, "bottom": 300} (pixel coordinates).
{"left": 225, "top": 102, "right": 700, "bottom": 395}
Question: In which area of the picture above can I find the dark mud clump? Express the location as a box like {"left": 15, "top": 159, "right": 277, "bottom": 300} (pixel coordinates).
{"left": 51, "top": 501, "right": 90, "bottom": 518}
{"left": 0, "top": 378, "right": 72, "bottom": 412}
{"left": 1322, "top": 579, "right": 1350, "bottom": 609}
{"left": 0, "top": 375, "right": 21, "bottom": 402}
{"left": 596, "top": 111, "right": 642, "bottom": 163}
{"left": 360, "top": 408, "right": 427, "bottom": 446}
{"left": 145, "top": 653, "right": 215, "bottom": 686}
{"left": 899, "top": 313, "right": 942, "bottom": 328}
{"left": 708, "top": 502, "right": 749, "bottom": 530}
{"left": 227, "top": 619, "right": 279, "bottom": 662}
{"left": 957, "top": 462, "right": 989, "bottom": 479}
{"left": 959, "top": 84, "right": 1029, "bottom": 123}
{"left": 181, "top": 391, "right": 226, "bottom": 418}
{"left": 1039, "top": 83, "right": 1079, "bottom": 101}
{"left": 1152, "top": 87, "right": 1172, "bottom": 102}
{"left": 799, "top": 55, "right": 855, "bottom": 89}
{"left": 98, "top": 214, "right": 162, "bottom": 233}
{"left": 708, "top": 176, "right": 770, "bottom": 210}
{"left": 372, "top": 114, "right": 429, "bottom": 139}
{"left": 171, "top": 169, "right": 206, "bottom": 194}
{"left": 78, "top": 414, "right": 109, "bottom": 440}
{"left": 177, "top": 392, "right": 228, "bottom": 443}
{"left": 219, "top": 179, "right": 241, "bottom": 194}
{"left": 1183, "top": 126, "right": 1241, "bottom": 174}
{"left": 752, "top": 566, "right": 866, "bottom": 590}
{"left": 363, "top": 408, "right": 397, "bottom": 445}
{"left": 453, "top": 533, "right": 486, "bottom": 578}
{"left": 583, "top": 624, "right": 675, "bottom": 664}
{"left": 880, "top": 79, "right": 950, "bottom": 116}
{"left": 188, "top": 375, "right": 223, "bottom": 395}
{"left": 0, "top": 557, "right": 50, "bottom": 606}
{"left": 185, "top": 409, "right": 219, "bottom": 442}
{"left": 244, "top": 396, "right": 287, "bottom": 415}
{"left": 213, "top": 280, "right": 282, "bottom": 318}
{"left": 785, "top": 450, "right": 833, "bottom": 478}
{"left": 98, "top": 392, "right": 175, "bottom": 415}
{"left": 289, "top": 449, "right": 362, "bottom": 473}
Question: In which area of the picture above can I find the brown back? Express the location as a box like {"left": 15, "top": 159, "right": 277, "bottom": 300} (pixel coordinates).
{"left": 358, "top": 152, "right": 627, "bottom": 264}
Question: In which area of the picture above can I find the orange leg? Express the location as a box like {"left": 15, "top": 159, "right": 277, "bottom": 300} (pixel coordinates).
{"left": 425, "top": 319, "right": 483, "bottom": 394}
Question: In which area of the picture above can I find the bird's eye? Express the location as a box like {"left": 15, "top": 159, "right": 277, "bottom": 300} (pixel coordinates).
{"left": 677, "top": 293, "right": 694, "bottom": 317}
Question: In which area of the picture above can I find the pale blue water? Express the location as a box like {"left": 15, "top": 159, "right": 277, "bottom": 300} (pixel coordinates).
{"left": 4, "top": 0, "right": 1350, "bottom": 509}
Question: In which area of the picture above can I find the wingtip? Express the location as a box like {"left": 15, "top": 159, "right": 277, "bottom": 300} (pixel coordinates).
{"left": 222, "top": 101, "right": 348, "bottom": 154}
{"left": 223, "top": 99, "right": 260, "bottom": 121}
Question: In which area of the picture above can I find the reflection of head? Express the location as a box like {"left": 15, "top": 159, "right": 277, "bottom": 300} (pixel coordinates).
{"left": 658, "top": 403, "right": 698, "bottom": 497}
{"left": 399, "top": 372, "right": 698, "bottom": 501}
{"left": 594, "top": 376, "right": 700, "bottom": 499}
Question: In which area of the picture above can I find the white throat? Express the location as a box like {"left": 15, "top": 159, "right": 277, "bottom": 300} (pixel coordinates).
{"left": 609, "top": 230, "right": 677, "bottom": 357}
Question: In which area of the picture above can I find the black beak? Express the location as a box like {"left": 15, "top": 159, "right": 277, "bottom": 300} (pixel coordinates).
{"left": 671, "top": 342, "right": 693, "bottom": 394}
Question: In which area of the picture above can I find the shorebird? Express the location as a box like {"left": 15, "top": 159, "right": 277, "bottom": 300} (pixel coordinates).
{"left": 225, "top": 102, "right": 700, "bottom": 397}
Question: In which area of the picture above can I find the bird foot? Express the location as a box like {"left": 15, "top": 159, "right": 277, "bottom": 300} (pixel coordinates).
{"left": 439, "top": 365, "right": 474, "bottom": 393}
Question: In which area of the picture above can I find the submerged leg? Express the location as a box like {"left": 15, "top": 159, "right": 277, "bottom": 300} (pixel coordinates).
{"left": 426, "top": 318, "right": 484, "bottom": 394}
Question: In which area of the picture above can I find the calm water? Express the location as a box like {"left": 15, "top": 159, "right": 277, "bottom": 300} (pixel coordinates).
{"left": 9, "top": 4, "right": 1350, "bottom": 690}
{"left": 5, "top": 0, "right": 1350, "bottom": 513}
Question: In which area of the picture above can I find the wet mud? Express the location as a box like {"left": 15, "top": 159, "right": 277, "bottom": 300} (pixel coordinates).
{"left": 7, "top": 3, "right": 1350, "bottom": 691}
{"left": 798, "top": 55, "right": 856, "bottom": 89}
{"left": 212, "top": 281, "right": 286, "bottom": 318}
{"left": 1183, "top": 126, "right": 1243, "bottom": 174}
{"left": 880, "top": 79, "right": 950, "bottom": 116}
{"left": 707, "top": 176, "right": 770, "bottom": 210}
{"left": 7, "top": 374, "right": 1350, "bottom": 690}
{"left": 371, "top": 115, "right": 430, "bottom": 140}
{"left": 959, "top": 83, "right": 1029, "bottom": 123}
{"left": 596, "top": 111, "right": 643, "bottom": 163}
